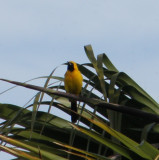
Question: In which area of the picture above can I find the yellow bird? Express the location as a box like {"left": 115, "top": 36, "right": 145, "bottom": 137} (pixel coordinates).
{"left": 64, "top": 61, "right": 83, "bottom": 123}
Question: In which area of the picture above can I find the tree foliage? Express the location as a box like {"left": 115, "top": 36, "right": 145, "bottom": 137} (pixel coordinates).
{"left": 0, "top": 45, "right": 159, "bottom": 160}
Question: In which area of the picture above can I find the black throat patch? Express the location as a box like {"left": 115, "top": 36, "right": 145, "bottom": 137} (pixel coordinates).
{"left": 68, "top": 62, "right": 74, "bottom": 72}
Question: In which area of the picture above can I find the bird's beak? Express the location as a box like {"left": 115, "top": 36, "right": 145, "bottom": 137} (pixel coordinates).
{"left": 65, "top": 61, "right": 69, "bottom": 65}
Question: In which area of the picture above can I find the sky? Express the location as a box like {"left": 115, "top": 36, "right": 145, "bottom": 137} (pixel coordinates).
{"left": 0, "top": 0, "right": 159, "bottom": 159}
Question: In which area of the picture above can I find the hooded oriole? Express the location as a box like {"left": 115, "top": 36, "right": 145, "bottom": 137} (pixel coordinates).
{"left": 64, "top": 61, "right": 83, "bottom": 123}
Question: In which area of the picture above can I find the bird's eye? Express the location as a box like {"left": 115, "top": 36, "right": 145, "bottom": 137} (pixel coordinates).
{"left": 69, "top": 62, "right": 73, "bottom": 66}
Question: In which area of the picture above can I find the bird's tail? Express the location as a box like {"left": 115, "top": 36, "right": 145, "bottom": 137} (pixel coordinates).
{"left": 71, "top": 101, "right": 78, "bottom": 123}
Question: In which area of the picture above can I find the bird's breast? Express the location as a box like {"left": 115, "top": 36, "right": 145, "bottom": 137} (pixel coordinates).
{"left": 64, "top": 70, "right": 83, "bottom": 95}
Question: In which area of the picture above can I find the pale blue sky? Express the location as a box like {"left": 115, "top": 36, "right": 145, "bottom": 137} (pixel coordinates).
{"left": 0, "top": 1, "right": 159, "bottom": 159}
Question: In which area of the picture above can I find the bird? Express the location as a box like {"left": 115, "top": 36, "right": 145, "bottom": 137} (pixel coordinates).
{"left": 64, "top": 61, "right": 83, "bottom": 123}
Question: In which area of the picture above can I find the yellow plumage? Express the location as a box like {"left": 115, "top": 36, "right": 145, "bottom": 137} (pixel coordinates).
{"left": 64, "top": 61, "right": 83, "bottom": 123}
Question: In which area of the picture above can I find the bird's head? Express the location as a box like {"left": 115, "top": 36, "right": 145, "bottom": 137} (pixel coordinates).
{"left": 67, "top": 61, "right": 78, "bottom": 71}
